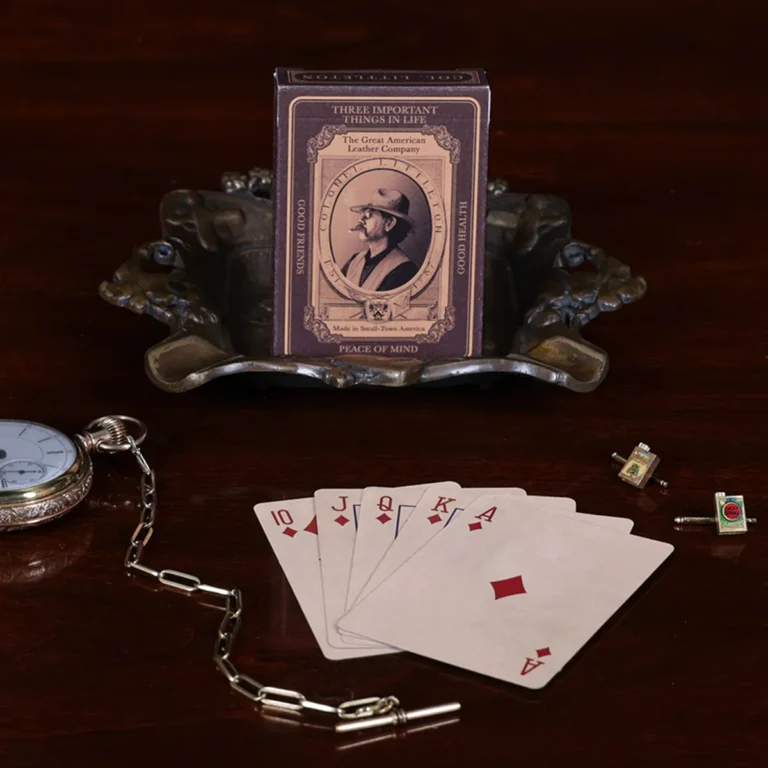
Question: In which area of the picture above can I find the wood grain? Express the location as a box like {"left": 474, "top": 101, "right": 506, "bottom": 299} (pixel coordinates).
{"left": 1, "top": 2, "right": 767, "bottom": 765}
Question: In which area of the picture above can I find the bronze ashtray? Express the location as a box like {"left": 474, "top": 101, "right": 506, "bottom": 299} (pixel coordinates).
{"left": 99, "top": 169, "right": 646, "bottom": 392}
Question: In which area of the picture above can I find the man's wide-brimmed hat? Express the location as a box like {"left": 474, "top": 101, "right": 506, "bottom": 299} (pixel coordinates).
{"left": 350, "top": 188, "right": 415, "bottom": 229}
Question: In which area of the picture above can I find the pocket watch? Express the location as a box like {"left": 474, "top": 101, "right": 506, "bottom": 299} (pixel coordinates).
{"left": 0, "top": 414, "right": 457, "bottom": 733}
{"left": 0, "top": 416, "right": 146, "bottom": 532}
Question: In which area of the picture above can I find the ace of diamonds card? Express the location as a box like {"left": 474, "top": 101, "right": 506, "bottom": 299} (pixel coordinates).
{"left": 273, "top": 68, "right": 490, "bottom": 357}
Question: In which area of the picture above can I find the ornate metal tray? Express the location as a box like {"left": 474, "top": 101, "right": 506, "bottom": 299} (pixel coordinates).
{"left": 99, "top": 169, "right": 646, "bottom": 392}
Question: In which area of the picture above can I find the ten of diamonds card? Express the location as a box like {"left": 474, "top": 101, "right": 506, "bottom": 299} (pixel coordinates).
{"left": 273, "top": 68, "right": 490, "bottom": 357}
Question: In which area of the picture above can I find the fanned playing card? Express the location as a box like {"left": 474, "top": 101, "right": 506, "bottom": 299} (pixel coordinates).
{"left": 314, "top": 488, "right": 396, "bottom": 653}
{"left": 350, "top": 487, "right": 629, "bottom": 610}
{"left": 346, "top": 482, "right": 459, "bottom": 611}
{"left": 340, "top": 490, "right": 597, "bottom": 644}
{"left": 339, "top": 495, "right": 672, "bottom": 687}
{"left": 254, "top": 497, "right": 379, "bottom": 660}
{"left": 349, "top": 486, "right": 524, "bottom": 610}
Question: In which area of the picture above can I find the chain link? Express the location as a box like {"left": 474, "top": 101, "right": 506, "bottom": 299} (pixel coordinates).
{"left": 119, "top": 434, "right": 400, "bottom": 724}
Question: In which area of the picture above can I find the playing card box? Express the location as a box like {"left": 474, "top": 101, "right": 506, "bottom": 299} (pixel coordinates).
{"left": 273, "top": 68, "right": 490, "bottom": 357}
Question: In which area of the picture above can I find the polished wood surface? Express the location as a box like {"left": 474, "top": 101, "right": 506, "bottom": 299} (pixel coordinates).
{"left": 2, "top": 2, "right": 767, "bottom": 765}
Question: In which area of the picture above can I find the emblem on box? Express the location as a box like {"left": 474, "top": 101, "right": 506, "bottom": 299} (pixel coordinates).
{"left": 364, "top": 298, "right": 393, "bottom": 323}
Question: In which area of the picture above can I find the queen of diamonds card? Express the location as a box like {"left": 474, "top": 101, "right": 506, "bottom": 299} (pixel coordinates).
{"left": 272, "top": 69, "right": 490, "bottom": 357}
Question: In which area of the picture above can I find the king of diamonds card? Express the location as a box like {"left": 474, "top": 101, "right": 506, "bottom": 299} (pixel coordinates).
{"left": 273, "top": 68, "right": 490, "bottom": 357}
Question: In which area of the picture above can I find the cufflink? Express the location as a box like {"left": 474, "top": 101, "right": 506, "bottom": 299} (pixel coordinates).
{"left": 674, "top": 493, "right": 755, "bottom": 535}
{"left": 612, "top": 443, "right": 668, "bottom": 489}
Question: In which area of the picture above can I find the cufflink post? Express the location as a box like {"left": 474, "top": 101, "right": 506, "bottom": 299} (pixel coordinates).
{"left": 674, "top": 493, "right": 751, "bottom": 535}
{"left": 674, "top": 516, "right": 757, "bottom": 525}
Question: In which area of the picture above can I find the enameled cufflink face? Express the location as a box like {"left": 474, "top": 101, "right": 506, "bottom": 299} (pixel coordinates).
{"left": 714, "top": 493, "right": 748, "bottom": 535}
{"left": 617, "top": 443, "right": 661, "bottom": 489}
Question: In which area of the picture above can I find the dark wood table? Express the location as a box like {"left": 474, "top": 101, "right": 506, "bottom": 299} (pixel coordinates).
{"left": 2, "top": 2, "right": 766, "bottom": 766}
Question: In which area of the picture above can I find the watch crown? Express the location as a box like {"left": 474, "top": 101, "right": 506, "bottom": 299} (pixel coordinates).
{"left": 79, "top": 417, "right": 129, "bottom": 453}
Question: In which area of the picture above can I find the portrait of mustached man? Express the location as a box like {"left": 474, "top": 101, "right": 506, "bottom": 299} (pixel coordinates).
{"left": 342, "top": 188, "right": 419, "bottom": 292}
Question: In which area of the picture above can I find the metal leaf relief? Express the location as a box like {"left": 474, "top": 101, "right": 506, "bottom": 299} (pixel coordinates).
{"left": 97, "top": 169, "right": 648, "bottom": 393}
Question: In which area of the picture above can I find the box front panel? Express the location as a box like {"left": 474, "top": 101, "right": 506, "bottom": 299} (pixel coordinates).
{"left": 274, "top": 90, "right": 487, "bottom": 357}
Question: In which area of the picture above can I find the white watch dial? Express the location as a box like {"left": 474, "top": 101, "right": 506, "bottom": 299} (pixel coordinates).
{"left": 0, "top": 420, "right": 78, "bottom": 491}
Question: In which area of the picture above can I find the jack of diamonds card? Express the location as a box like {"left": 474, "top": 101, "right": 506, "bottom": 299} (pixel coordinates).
{"left": 314, "top": 489, "right": 396, "bottom": 654}
{"left": 273, "top": 68, "right": 490, "bottom": 357}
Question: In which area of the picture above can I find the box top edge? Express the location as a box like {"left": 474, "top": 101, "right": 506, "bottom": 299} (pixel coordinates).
{"left": 275, "top": 68, "right": 489, "bottom": 87}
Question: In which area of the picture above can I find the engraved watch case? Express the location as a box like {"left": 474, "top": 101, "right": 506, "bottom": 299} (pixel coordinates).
{"left": 0, "top": 444, "right": 93, "bottom": 532}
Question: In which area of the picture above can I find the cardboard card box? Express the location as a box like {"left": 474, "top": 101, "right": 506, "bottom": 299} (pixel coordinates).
{"left": 273, "top": 68, "right": 490, "bottom": 358}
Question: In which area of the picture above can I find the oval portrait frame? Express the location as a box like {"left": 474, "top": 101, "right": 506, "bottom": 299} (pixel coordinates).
{"left": 316, "top": 158, "right": 447, "bottom": 303}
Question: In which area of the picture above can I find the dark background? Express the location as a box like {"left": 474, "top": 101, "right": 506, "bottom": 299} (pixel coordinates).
{"left": 2, "top": 2, "right": 767, "bottom": 766}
